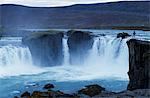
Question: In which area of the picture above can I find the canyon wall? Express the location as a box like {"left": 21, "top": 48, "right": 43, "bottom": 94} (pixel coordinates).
{"left": 22, "top": 31, "right": 64, "bottom": 66}
{"left": 127, "top": 39, "right": 150, "bottom": 90}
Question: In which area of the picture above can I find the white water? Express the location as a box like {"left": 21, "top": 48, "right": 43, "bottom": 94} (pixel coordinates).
{"left": 0, "top": 44, "right": 45, "bottom": 77}
{"left": 36, "top": 36, "right": 129, "bottom": 81}
{"left": 83, "top": 36, "right": 129, "bottom": 80}
{"left": 0, "top": 45, "right": 32, "bottom": 66}
{"left": 63, "top": 38, "right": 70, "bottom": 65}
{"left": 0, "top": 35, "right": 130, "bottom": 80}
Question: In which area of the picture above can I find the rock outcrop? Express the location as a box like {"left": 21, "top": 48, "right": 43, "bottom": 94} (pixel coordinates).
{"left": 20, "top": 84, "right": 78, "bottom": 98}
{"left": 127, "top": 39, "right": 150, "bottom": 90}
{"left": 67, "top": 30, "right": 94, "bottom": 65}
{"left": 43, "top": 83, "right": 54, "bottom": 89}
{"left": 93, "top": 89, "right": 150, "bottom": 98}
{"left": 21, "top": 91, "right": 30, "bottom": 98}
{"left": 19, "top": 83, "right": 150, "bottom": 98}
{"left": 22, "top": 31, "right": 64, "bottom": 66}
{"left": 117, "top": 32, "right": 131, "bottom": 39}
{"left": 78, "top": 84, "right": 105, "bottom": 97}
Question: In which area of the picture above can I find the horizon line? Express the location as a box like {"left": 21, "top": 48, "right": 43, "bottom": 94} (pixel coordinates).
{"left": 0, "top": 0, "right": 148, "bottom": 7}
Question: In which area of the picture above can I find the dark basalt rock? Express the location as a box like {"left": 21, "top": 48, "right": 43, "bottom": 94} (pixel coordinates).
{"left": 31, "top": 91, "right": 52, "bottom": 97}
{"left": 43, "top": 83, "right": 54, "bottom": 89}
{"left": 31, "top": 90, "right": 77, "bottom": 98}
{"left": 18, "top": 83, "right": 150, "bottom": 98}
{"left": 127, "top": 39, "right": 150, "bottom": 90}
{"left": 67, "top": 30, "right": 94, "bottom": 65}
{"left": 22, "top": 31, "right": 64, "bottom": 66}
{"left": 21, "top": 91, "right": 30, "bottom": 98}
{"left": 78, "top": 84, "right": 105, "bottom": 97}
{"left": 117, "top": 32, "right": 131, "bottom": 39}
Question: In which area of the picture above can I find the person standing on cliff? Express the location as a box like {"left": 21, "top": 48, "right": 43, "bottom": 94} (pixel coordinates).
{"left": 133, "top": 31, "right": 136, "bottom": 36}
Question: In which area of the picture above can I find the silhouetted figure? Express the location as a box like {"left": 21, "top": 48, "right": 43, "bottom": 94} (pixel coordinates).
{"left": 133, "top": 31, "right": 136, "bottom": 36}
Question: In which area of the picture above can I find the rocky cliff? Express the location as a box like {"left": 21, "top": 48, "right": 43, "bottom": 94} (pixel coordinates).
{"left": 22, "top": 31, "right": 64, "bottom": 66}
{"left": 67, "top": 30, "right": 94, "bottom": 65}
{"left": 127, "top": 39, "right": 150, "bottom": 90}
{"left": 22, "top": 30, "right": 94, "bottom": 66}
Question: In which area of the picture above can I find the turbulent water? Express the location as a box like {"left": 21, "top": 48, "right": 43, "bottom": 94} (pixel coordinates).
{"left": 0, "top": 30, "right": 149, "bottom": 97}
{"left": 0, "top": 45, "right": 46, "bottom": 77}
{"left": 0, "top": 36, "right": 129, "bottom": 79}
{"left": 63, "top": 37, "right": 70, "bottom": 65}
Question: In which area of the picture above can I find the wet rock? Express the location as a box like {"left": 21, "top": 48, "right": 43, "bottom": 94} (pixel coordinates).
{"left": 31, "top": 90, "right": 77, "bottom": 98}
{"left": 67, "top": 30, "right": 94, "bottom": 65}
{"left": 22, "top": 31, "right": 64, "bottom": 66}
{"left": 43, "top": 83, "right": 54, "bottom": 89}
{"left": 117, "top": 32, "right": 131, "bottom": 39}
{"left": 55, "top": 91, "right": 76, "bottom": 98}
{"left": 127, "top": 39, "right": 150, "bottom": 90}
{"left": 31, "top": 91, "right": 52, "bottom": 97}
{"left": 21, "top": 91, "right": 30, "bottom": 98}
{"left": 92, "top": 89, "right": 150, "bottom": 98}
{"left": 78, "top": 84, "right": 105, "bottom": 97}
{"left": 18, "top": 83, "right": 150, "bottom": 98}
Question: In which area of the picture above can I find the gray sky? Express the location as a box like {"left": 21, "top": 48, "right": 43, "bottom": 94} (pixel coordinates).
{"left": 0, "top": 0, "right": 147, "bottom": 7}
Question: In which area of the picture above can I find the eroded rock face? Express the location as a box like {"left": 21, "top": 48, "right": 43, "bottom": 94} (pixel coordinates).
{"left": 19, "top": 83, "right": 150, "bottom": 98}
{"left": 21, "top": 91, "right": 30, "bottom": 98}
{"left": 22, "top": 31, "right": 64, "bottom": 66}
{"left": 127, "top": 39, "right": 150, "bottom": 90}
{"left": 78, "top": 84, "right": 105, "bottom": 97}
{"left": 67, "top": 30, "right": 94, "bottom": 65}
{"left": 43, "top": 83, "right": 54, "bottom": 89}
{"left": 117, "top": 32, "right": 131, "bottom": 39}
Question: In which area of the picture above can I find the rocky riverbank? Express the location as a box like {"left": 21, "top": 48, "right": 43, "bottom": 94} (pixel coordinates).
{"left": 16, "top": 83, "right": 150, "bottom": 98}
{"left": 20, "top": 31, "right": 150, "bottom": 98}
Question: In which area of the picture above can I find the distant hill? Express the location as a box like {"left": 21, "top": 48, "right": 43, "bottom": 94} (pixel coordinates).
{"left": 0, "top": 1, "right": 150, "bottom": 36}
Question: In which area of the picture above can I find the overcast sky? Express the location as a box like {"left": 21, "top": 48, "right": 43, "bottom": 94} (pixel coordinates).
{"left": 0, "top": 0, "right": 148, "bottom": 7}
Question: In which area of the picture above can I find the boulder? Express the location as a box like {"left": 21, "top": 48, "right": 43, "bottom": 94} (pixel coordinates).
{"left": 22, "top": 31, "right": 64, "bottom": 66}
{"left": 78, "top": 84, "right": 105, "bottom": 97}
{"left": 127, "top": 39, "right": 150, "bottom": 90}
{"left": 21, "top": 91, "right": 30, "bottom": 98}
{"left": 67, "top": 30, "right": 94, "bottom": 65}
{"left": 31, "top": 91, "right": 52, "bottom": 97}
{"left": 93, "top": 89, "right": 150, "bottom": 98}
{"left": 117, "top": 32, "right": 131, "bottom": 39}
{"left": 31, "top": 90, "right": 76, "bottom": 98}
{"left": 43, "top": 83, "right": 54, "bottom": 89}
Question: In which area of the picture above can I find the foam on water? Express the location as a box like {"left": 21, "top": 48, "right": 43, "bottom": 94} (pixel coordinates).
{"left": 63, "top": 37, "right": 70, "bottom": 65}
{"left": 0, "top": 35, "right": 130, "bottom": 81}
{"left": 83, "top": 36, "right": 130, "bottom": 80}
{"left": 0, "top": 34, "right": 132, "bottom": 98}
{"left": 22, "top": 36, "right": 130, "bottom": 82}
{"left": 0, "top": 44, "right": 45, "bottom": 77}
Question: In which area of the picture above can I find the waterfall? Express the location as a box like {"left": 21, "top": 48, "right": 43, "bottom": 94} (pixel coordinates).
{"left": 0, "top": 45, "right": 32, "bottom": 66}
{"left": 84, "top": 36, "right": 129, "bottom": 79}
{"left": 0, "top": 44, "right": 45, "bottom": 77}
{"left": 0, "top": 35, "right": 129, "bottom": 79}
{"left": 63, "top": 37, "right": 70, "bottom": 65}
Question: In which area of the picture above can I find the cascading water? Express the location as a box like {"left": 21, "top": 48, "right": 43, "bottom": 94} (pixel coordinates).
{"left": 0, "top": 42, "right": 45, "bottom": 77}
{"left": 63, "top": 37, "right": 70, "bottom": 65}
{"left": 0, "top": 35, "right": 131, "bottom": 98}
{"left": 0, "top": 30, "right": 149, "bottom": 98}
{"left": 83, "top": 36, "right": 129, "bottom": 79}
{"left": 0, "top": 45, "right": 32, "bottom": 66}
{"left": 0, "top": 36, "right": 129, "bottom": 80}
{"left": 41, "top": 35, "right": 129, "bottom": 81}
